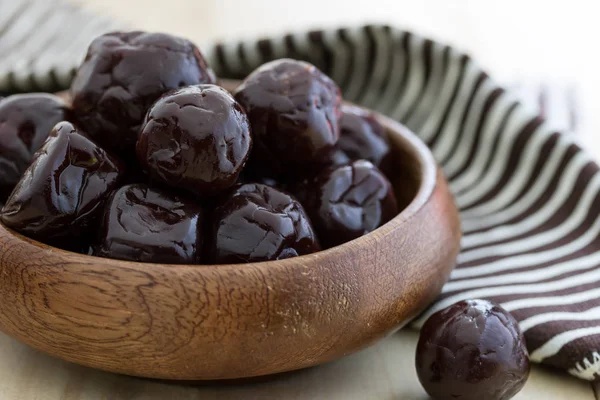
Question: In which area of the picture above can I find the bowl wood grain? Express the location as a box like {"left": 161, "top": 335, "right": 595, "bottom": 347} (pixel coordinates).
{"left": 0, "top": 106, "right": 460, "bottom": 380}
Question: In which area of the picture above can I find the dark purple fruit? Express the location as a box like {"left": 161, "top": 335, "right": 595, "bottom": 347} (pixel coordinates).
{"left": 297, "top": 160, "right": 398, "bottom": 248}
{"left": 93, "top": 184, "right": 204, "bottom": 264}
{"left": 233, "top": 59, "right": 341, "bottom": 178}
{"left": 416, "top": 299, "right": 530, "bottom": 400}
{"left": 0, "top": 94, "right": 68, "bottom": 200}
{"left": 136, "top": 84, "right": 252, "bottom": 196}
{"left": 208, "top": 183, "right": 320, "bottom": 263}
{"left": 335, "top": 104, "right": 390, "bottom": 168}
{"left": 0, "top": 121, "right": 124, "bottom": 249}
{"left": 326, "top": 147, "right": 351, "bottom": 168}
{"left": 237, "top": 169, "right": 286, "bottom": 190}
{"left": 71, "top": 31, "right": 216, "bottom": 157}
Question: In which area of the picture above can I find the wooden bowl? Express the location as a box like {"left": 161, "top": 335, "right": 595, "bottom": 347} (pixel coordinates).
{"left": 0, "top": 108, "right": 460, "bottom": 380}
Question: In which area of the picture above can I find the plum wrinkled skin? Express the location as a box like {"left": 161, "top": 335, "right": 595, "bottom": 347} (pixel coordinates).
{"left": 137, "top": 84, "right": 252, "bottom": 196}
{"left": 326, "top": 147, "right": 351, "bottom": 168}
{"left": 331, "top": 104, "right": 391, "bottom": 169}
{"left": 208, "top": 183, "right": 320, "bottom": 264}
{"left": 0, "top": 94, "right": 68, "bottom": 200}
{"left": 297, "top": 160, "right": 398, "bottom": 248}
{"left": 234, "top": 59, "right": 342, "bottom": 177}
{"left": 93, "top": 184, "right": 204, "bottom": 264}
{"left": 71, "top": 31, "right": 216, "bottom": 156}
{"left": 0, "top": 121, "right": 124, "bottom": 249}
{"left": 416, "top": 299, "right": 530, "bottom": 400}
{"left": 237, "top": 169, "right": 285, "bottom": 190}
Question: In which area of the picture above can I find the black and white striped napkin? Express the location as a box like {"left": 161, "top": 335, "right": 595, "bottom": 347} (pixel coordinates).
{"left": 3, "top": 0, "right": 600, "bottom": 382}
{"left": 0, "top": 0, "right": 124, "bottom": 93}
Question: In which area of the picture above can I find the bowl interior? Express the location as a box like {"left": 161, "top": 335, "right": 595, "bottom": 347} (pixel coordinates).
{"left": 387, "top": 130, "right": 423, "bottom": 213}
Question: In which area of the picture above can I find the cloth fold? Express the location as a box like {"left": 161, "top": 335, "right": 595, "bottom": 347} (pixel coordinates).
{"left": 3, "top": 0, "right": 599, "bottom": 382}
{"left": 0, "top": 0, "right": 124, "bottom": 93}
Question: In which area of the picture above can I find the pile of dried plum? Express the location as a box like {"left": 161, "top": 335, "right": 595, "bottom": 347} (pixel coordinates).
{"left": 0, "top": 31, "right": 399, "bottom": 264}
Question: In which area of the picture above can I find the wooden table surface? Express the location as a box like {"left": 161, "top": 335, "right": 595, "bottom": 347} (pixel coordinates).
{"left": 0, "top": 330, "right": 594, "bottom": 399}
{"left": 1, "top": 0, "right": 597, "bottom": 398}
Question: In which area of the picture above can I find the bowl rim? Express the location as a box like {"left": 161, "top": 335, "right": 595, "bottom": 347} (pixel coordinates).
{"left": 0, "top": 110, "right": 438, "bottom": 270}
{"left": 0, "top": 105, "right": 453, "bottom": 380}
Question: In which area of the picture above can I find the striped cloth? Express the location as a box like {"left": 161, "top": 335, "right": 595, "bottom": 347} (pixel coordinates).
{"left": 3, "top": 1, "right": 600, "bottom": 382}
{"left": 0, "top": 0, "right": 124, "bottom": 93}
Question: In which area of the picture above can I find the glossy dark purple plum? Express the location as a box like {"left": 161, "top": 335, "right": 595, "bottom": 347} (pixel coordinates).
{"left": 237, "top": 169, "right": 286, "bottom": 190}
{"left": 208, "top": 183, "right": 320, "bottom": 263}
{"left": 93, "top": 184, "right": 204, "bottom": 264}
{"left": 71, "top": 31, "right": 216, "bottom": 156}
{"left": 0, "top": 94, "right": 68, "bottom": 200}
{"left": 233, "top": 59, "right": 341, "bottom": 178}
{"left": 252, "top": 176, "right": 280, "bottom": 188}
{"left": 416, "top": 299, "right": 530, "bottom": 400}
{"left": 326, "top": 147, "right": 351, "bottom": 168}
{"left": 0, "top": 122, "right": 124, "bottom": 248}
{"left": 334, "top": 104, "right": 391, "bottom": 168}
{"left": 137, "top": 84, "right": 252, "bottom": 196}
{"left": 297, "top": 160, "right": 398, "bottom": 248}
